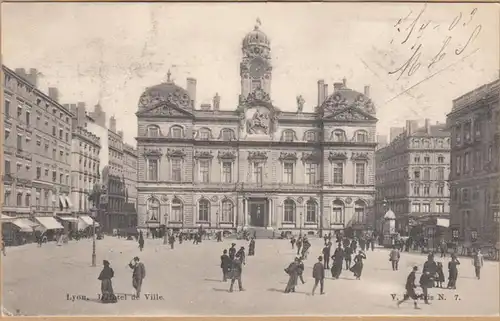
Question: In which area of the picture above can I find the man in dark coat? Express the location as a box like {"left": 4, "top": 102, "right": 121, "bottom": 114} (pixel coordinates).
{"left": 312, "top": 256, "right": 325, "bottom": 295}
{"left": 229, "top": 254, "right": 244, "bottom": 292}
{"left": 419, "top": 271, "right": 433, "bottom": 304}
{"left": 344, "top": 245, "right": 353, "bottom": 270}
{"left": 397, "top": 266, "right": 420, "bottom": 309}
{"left": 284, "top": 258, "right": 300, "bottom": 293}
{"left": 296, "top": 236, "right": 303, "bottom": 256}
{"left": 423, "top": 253, "right": 438, "bottom": 282}
{"left": 168, "top": 234, "right": 175, "bottom": 249}
{"left": 228, "top": 243, "right": 237, "bottom": 260}
{"left": 220, "top": 249, "right": 231, "bottom": 282}
{"left": 128, "top": 257, "right": 146, "bottom": 298}
{"left": 322, "top": 242, "right": 332, "bottom": 269}
{"left": 331, "top": 244, "right": 344, "bottom": 279}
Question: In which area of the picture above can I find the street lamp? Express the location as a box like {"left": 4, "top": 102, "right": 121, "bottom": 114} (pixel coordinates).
{"left": 299, "top": 211, "right": 303, "bottom": 236}
{"left": 163, "top": 211, "right": 169, "bottom": 245}
{"left": 88, "top": 184, "right": 104, "bottom": 267}
{"left": 216, "top": 211, "right": 219, "bottom": 229}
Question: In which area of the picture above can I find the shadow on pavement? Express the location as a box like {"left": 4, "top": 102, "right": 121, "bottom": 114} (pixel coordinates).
{"left": 204, "top": 278, "right": 223, "bottom": 282}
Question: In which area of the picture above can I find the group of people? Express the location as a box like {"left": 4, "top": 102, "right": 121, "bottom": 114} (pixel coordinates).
{"left": 219, "top": 239, "right": 256, "bottom": 292}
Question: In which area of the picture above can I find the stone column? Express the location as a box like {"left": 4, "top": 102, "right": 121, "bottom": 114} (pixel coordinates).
{"left": 245, "top": 198, "right": 250, "bottom": 226}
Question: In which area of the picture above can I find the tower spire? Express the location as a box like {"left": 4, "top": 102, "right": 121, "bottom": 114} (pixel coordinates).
{"left": 255, "top": 18, "right": 262, "bottom": 30}
{"left": 166, "top": 69, "right": 172, "bottom": 83}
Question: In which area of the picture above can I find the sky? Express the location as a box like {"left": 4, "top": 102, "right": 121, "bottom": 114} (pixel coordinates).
{"left": 2, "top": 2, "right": 499, "bottom": 146}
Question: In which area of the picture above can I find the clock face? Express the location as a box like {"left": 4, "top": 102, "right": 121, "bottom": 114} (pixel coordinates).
{"left": 249, "top": 58, "right": 266, "bottom": 79}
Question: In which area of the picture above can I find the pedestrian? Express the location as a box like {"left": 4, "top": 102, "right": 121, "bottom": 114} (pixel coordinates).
{"left": 439, "top": 240, "right": 447, "bottom": 258}
{"left": 179, "top": 231, "right": 184, "bottom": 244}
{"left": 298, "top": 257, "right": 306, "bottom": 284}
{"left": 312, "top": 256, "right": 325, "bottom": 296}
{"left": 296, "top": 236, "right": 302, "bottom": 256}
{"left": 350, "top": 250, "right": 366, "bottom": 280}
{"left": 220, "top": 249, "right": 231, "bottom": 282}
{"left": 237, "top": 246, "right": 246, "bottom": 265}
{"left": 284, "top": 258, "right": 300, "bottom": 293}
{"left": 138, "top": 232, "right": 144, "bottom": 252}
{"left": 472, "top": 250, "right": 484, "bottom": 280}
{"left": 436, "top": 262, "right": 445, "bottom": 288}
{"left": 98, "top": 260, "right": 117, "bottom": 303}
{"left": 447, "top": 254, "right": 460, "bottom": 289}
{"left": 290, "top": 236, "right": 296, "bottom": 249}
{"left": 419, "top": 271, "right": 433, "bottom": 305}
{"left": 248, "top": 238, "right": 255, "bottom": 256}
{"left": 331, "top": 244, "right": 344, "bottom": 279}
{"left": 168, "top": 234, "right": 175, "bottom": 249}
{"left": 397, "top": 266, "right": 420, "bottom": 309}
{"left": 423, "top": 253, "right": 438, "bottom": 276}
{"left": 322, "top": 242, "right": 331, "bottom": 270}
{"left": 389, "top": 246, "right": 401, "bottom": 271}
{"left": 128, "top": 257, "right": 146, "bottom": 299}
{"left": 370, "top": 237, "right": 375, "bottom": 251}
{"left": 1, "top": 238, "right": 5, "bottom": 256}
{"left": 228, "top": 243, "right": 237, "bottom": 260}
{"left": 344, "top": 245, "right": 353, "bottom": 270}
{"left": 229, "top": 254, "right": 244, "bottom": 292}
{"left": 301, "top": 237, "right": 310, "bottom": 260}
{"left": 351, "top": 238, "right": 358, "bottom": 253}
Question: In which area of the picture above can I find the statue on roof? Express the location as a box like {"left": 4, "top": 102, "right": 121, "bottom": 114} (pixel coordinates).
{"left": 296, "top": 95, "right": 305, "bottom": 113}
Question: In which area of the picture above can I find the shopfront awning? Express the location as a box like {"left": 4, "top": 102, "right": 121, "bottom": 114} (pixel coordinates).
{"left": 35, "top": 216, "right": 64, "bottom": 230}
{"left": 78, "top": 215, "right": 100, "bottom": 230}
{"left": 65, "top": 196, "right": 73, "bottom": 209}
{"left": 436, "top": 218, "right": 450, "bottom": 228}
{"left": 12, "top": 219, "right": 37, "bottom": 232}
{"left": 57, "top": 215, "right": 79, "bottom": 223}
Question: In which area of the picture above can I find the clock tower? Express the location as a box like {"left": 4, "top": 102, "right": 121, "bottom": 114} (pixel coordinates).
{"left": 240, "top": 19, "right": 272, "bottom": 99}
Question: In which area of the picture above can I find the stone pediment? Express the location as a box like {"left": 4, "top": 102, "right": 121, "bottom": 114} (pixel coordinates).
{"left": 328, "top": 152, "right": 348, "bottom": 161}
{"left": 248, "top": 151, "right": 268, "bottom": 161}
{"left": 166, "top": 148, "right": 186, "bottom": 158}
{"left": 324, "top": 107, "right": 377, "bottom": 122}
{"left": 301, "top": 151, "right": 321, "bottom": 163}
{"left": 351, "top": 152, "right": 370, "bottom": 161}
{"left": 194, "top": 151, "right": 214, "bottom": 159}
{"left": 143, "top": 148, "right": 163, "bottom": 157}
{"left": 278, "top": 152, "right": 298, "bottom": 162}
{"left": 137, "top": 103, "right": 193, "bottom": 118}
{"left": 218, "top": 151, "right": 237, "bottom": 161}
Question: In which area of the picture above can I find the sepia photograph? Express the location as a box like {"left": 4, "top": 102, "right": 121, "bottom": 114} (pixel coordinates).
{"left": 0, "top": 2, "right": 499, "bottom": 316}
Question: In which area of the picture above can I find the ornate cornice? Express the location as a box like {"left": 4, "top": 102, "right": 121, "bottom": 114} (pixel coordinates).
{"left": 278, "top": 152, "right": 298, "bottom": 162}
{"left": 194, "top": 151, "right": 214, "bottom": 160}
{"left": 248, "top": 151, "right": 268, "bottom": 161}
{"left": 143, "top": 148, "right": 163, "bottom": 158}
{"left": 328, "top": 152, "right": 348, "bottom": 162}
{"left": 217, "top": 151, "right": 237, "bottom": 161}
{"left": 166, "top": 148, "right": 186, "bottom": 159}
{"left": 301, "top": 151, "right": 321, "bottom": 163}
{"left": 351, "top": 152, "right": 370, "bottom": 161}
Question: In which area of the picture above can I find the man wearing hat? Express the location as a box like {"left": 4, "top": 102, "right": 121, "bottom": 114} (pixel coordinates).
{"left": 397, "top": 266, "right": 420, "bottom": 309}
{"left": 128, "top": 257, "right": 146, "bottom": 299}
{"left": 229, "top": 253, "right": 244, "bottom": 292}
{"left": 236, "top": 246, "right": 246, "bottom": 265}
{"left": 312, "top": 256, "right": 325, "bottom": 295}
{"left": 229, "top": 243, "right": 237, "bottom": 260}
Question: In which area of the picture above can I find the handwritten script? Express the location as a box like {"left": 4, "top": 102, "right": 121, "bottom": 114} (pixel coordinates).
{"left": 388, "top": 5, "right": 482, "bottom": 81}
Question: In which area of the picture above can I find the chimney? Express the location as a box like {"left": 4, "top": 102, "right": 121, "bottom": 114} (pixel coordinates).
{"left": 364, "top": 85, "right": 370, "bottom": 98}
{"left": 317, "top": 80, "right": 325, "bottom": 106}
{"left": 186, "top": 78, "right": 197, "bottom": 108}
{"left": 109, "top": 116, "right": 117, "bottom": 132}
{"left": 118, "top": 130, "right": 123, "bottom": 137}
{"left": 28, "top": 68, "right": 38, "bottom": 87}
{"left": 323, "top": 84, "right": 329, "bottom": 100}
{"left": 425, "top": 118, "right": 431, "bottom": 134}
{"left": 406, "top": 120, "right": 413, "bottom": 135}
{"left": 200, "top": 103, "right": 211, "bottom": 111}
{"left": 48, "top": 87, "right": 59, "bottom": 101}
{"left": 333, "top": 82, "right": 343, "bottom": 91}
{"left": 14, "top": 68, "right": 26, "bottom": 78}
{"left": 342, "top": 77, "right": 347, "bottom": 87}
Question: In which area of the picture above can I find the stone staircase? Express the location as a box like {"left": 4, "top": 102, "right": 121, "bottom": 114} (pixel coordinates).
{"left": 226, "top": 227, "right": 276, "bottom": 239}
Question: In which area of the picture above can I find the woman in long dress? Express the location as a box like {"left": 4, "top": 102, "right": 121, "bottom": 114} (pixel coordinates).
{"left": 98, "top": 260, "right": 117, "bottom": 303}
{"left": 350, "top": 250, "right": 367, "bottom": 280}
{"left": 284, "top": 258, "right": 300, "bottom": 293}
{"left": 248, "top": 238, "right": 255, "bottom": 256}
{"left": 447, "top": 254, "right": 461, "bottom": 289}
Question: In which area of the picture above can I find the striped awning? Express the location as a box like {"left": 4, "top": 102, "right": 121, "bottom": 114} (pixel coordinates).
{"left": 11, "top": 219, "right": 37, "bottom": 232}
{"left": 35, "top": 216, "right": 64, "bottom": 230}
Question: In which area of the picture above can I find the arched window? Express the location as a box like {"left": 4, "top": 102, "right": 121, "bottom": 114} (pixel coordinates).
{"left": 332, "top": 130, "right": 346, "bottom": 142}
{"left": 306, "top": 199, "right": 317, "bottom": 223}
{"left": 283, "top": 199, "right": 296, "bottom": 222}
{"left": 147, "top": 125, "right": 160, "bottom": 137}
{"left": 147, "top": 197, "right": 160, "bottom": 221}
{"left": 332, "top": 200, "right": 344, "bottom": 224}
{"left": 198, "top": 198, "right": 210, "bottom": 222}
{"left": 171, "top": 198, "right": 183, "bottom": 222}
{"left": 355, "top": 130, "right": 368, "bottom": 143}
{"left": 221, "top": 200, "right": 234, "bottom": 223}
{"left": 305, "top": 131, "right": 317, "bottom": 142}
{"left": 354, "top": 200, "right": 365, "bottom": 224}
{"left": 171, "top": 126, "right": 184, "bottom": 139}
{"left": 221, "top": 129, "right": 234, "bottom": 141}
{"left": 282, "top": 130, "right": 295, "bottom": 142}
{"left": 198, "top": 128, "right": 211, "bottom": 140}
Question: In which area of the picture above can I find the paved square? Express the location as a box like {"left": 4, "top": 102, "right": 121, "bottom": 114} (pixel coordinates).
{"left": 2, "top": 237, "right": 499, "bottom": 316}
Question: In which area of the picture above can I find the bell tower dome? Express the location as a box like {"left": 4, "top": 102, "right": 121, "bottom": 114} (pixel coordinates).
{"left": 240, "top": 18, "right": 272, "bottom": 99}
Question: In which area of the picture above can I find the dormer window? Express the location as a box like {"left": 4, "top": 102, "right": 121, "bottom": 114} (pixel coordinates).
{"left": 199, "top": 128, "right": 210, "bottom": 140}
{"left": 333, "top": 130, "right": 346, "bottom": 142}
{"left": 355, "top": 130, "right": 368, "bottom": 143}
{"left": 171, "top": 126, "right": 183, "bottom": 139}
{"left": 283, "top": 130, "right": 294, "bottom": 142}
{"left": 221, "top": 129, "right": 234, "bottom": 141}
{"left": 305, "top": 131, "right": 317, "bottom": 142}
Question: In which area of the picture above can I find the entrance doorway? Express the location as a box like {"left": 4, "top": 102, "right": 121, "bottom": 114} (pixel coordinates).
{"left": 249, "top": 199, "right": 267, "bottom": 227}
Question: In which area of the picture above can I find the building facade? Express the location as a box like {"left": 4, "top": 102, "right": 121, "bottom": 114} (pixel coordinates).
{"left": 136, "top": 22, "right": 378, "bottom": 235}
{"left": 2, "top": 66, "right": 73, "bottom": 220}
{"left": 447, "top": 79, "right": 500, "bottom": 244}
{"left": 375, "top": 119, "right": 451, "bottom": 237}
{"left": 123, "top": 143, "right": 138, "bottom": 227}
{"left": 70, "top": 126, "right": 101, "bottom": 215}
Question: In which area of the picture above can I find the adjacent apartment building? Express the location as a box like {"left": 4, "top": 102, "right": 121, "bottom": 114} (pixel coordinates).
{"left": 447, "top": 78, "right": 500, "bottom": 245}
{"left": 136, "top": 22, "right": 378, "bottom": 235}
{"left": 2, "top": 66, "right": 73, "bottom": 220}
{"left": 375, "top": 119, "right": 451, "bottom": 237}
